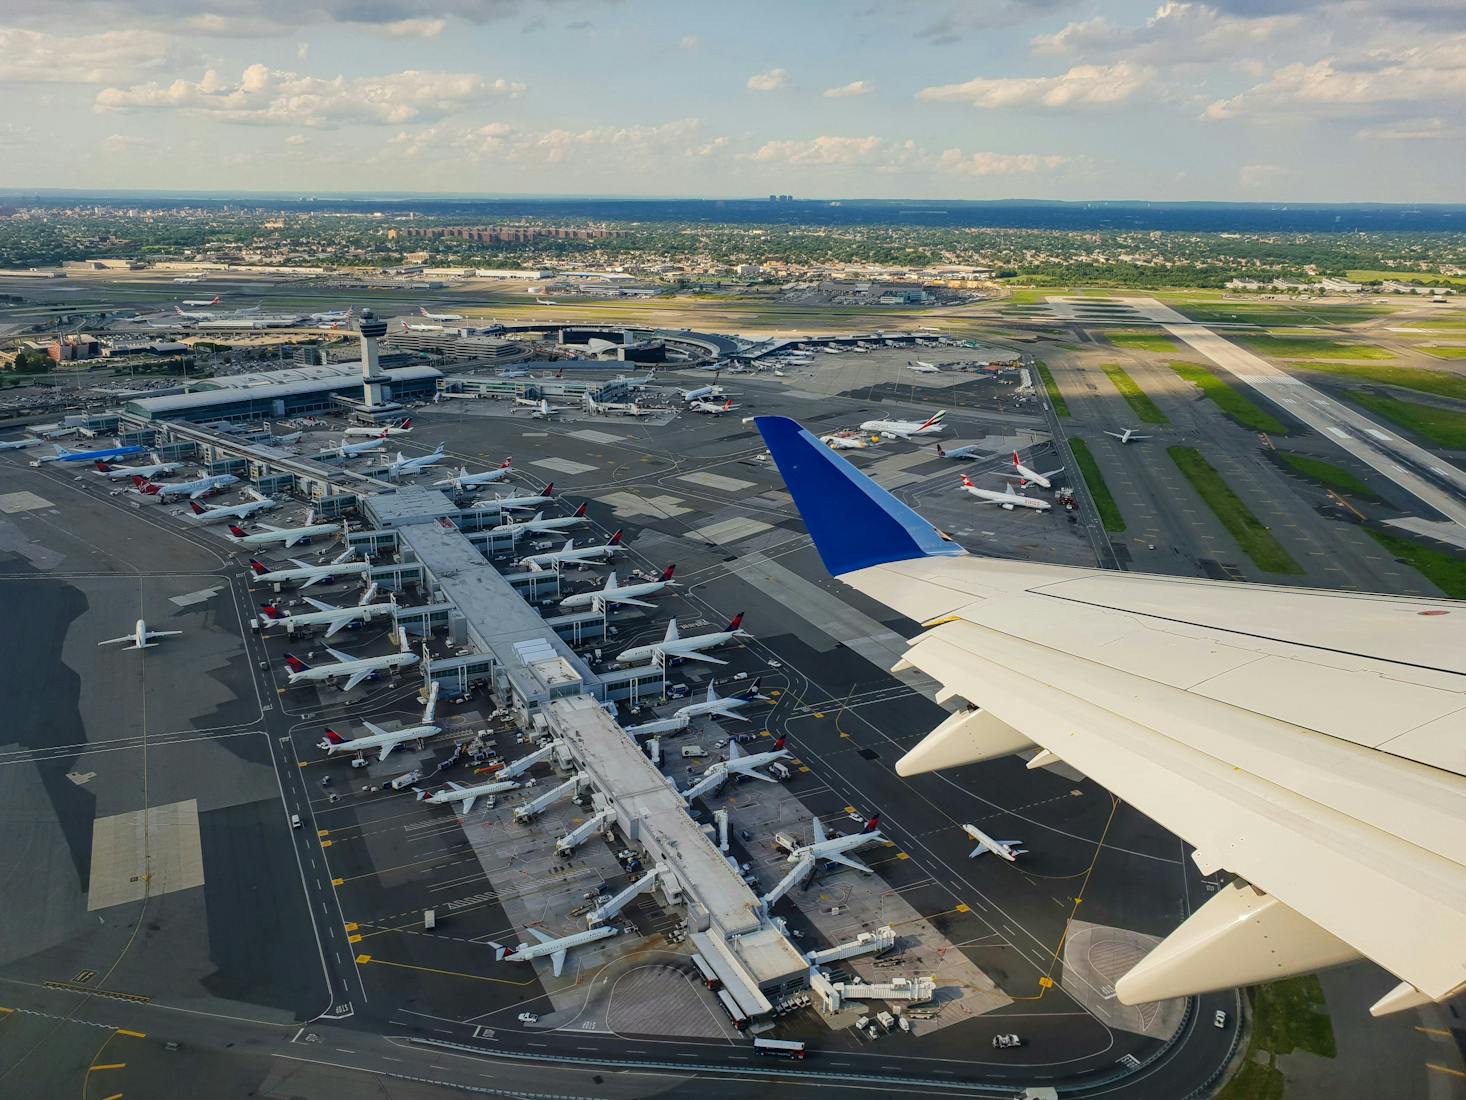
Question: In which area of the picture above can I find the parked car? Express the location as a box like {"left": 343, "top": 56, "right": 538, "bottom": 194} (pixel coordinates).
{"left": 517, "top": 1012, "right": 539, "bottom": 1024}
{"left": 993, "top": 1033, "right": 1023, "bottom": 1049}
{"left": 1214, "top": 1010, "right": 1228, "bottom": 1029}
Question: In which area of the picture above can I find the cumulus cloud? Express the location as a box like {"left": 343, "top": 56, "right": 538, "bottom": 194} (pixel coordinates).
{"left": 95, "top": 63, "right": 524, "bottom": 127}
{"left": 1032, "top": 3, "right": 1301, "bottom": 64}
{"left": 679, "top": 34, "right": 700, "bottom": 49}
{"left": 380, "top": 17, "right": 445, "bottom": 37}
{"left": 0, "top": 27, "right": 195, "bottom": 85}
{"left": 390, "top": 117, "right": 716, "bottom": 165}
{"left": 915, "top": 0, "right": 1083, "bottom": 44}
{"left": 917, "top": 62, "right": 1152, "bottom": 109}
{"left": 937, "top": 149, "right": 1076, "bottom": 175}
{"left": 102, "top": 132, "right": 151, "bottom": 151}
{"left": 744, "top": 134, "right": 1074, "bottom": 176}
{"left": 823, "top": 80, "right": 873, "bottom": 98}
{"left": 1355, "top": 117, "right": 1450, "bottom": 140}
{"left": 746, "top": 68, "right": 788, "bottom": 92}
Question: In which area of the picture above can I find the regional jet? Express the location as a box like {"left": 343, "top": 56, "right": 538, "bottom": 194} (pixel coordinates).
{"left": 859, "top": 410, "right": 946, "bottom": 440}
{"left": 1105, "top": 429, "right": 1151, "bottom": 444}
{"left": 226, "top": 512, "right": 340, "bottom": 549}
{"left": 614, "top": 613, "right": 749, "bottom": 667}
{"left": 960, "top": 474, "right": 1051, "bottom": 512}
{"left": 559, "top": 566, "right": 677, "bottom": 611}
{"left": 491, "top": 926, "right": 618, "bottom": 977}
{"left": 680, "top": 736, "right": 789, "bottom": 802}
{"left": 99, "top": 619, "right": 182, "bottom": 651}
{"left": 283, "top": 632, "right": 418, "bottom": 693}
{"left": 319, "top": 688, "right": 440, "bottom": 762}
{"left": 1004, "top": 450, "right": 1064, "bottom": 490}
{"left": 783, "top": 814, "right": 885, "bottom": 874}
{"left": 753, "top": 412, "right": 1466, "bottom": 1016}
{"left": 248, "top": 547, "right": 373, "bottom": 588}
{"left": 418, "top": 777, "right": 522, "bottom": 815}
{"left": 963, "top": 824, "right": 1026, "bottom": 862}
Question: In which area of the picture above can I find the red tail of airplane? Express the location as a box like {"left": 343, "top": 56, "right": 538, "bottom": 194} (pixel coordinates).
{"left": 726, "top": 612, "right": 745, "bottom": 631}
{"left": 499, "top": 456, "right": 513, "bottom": 468}
{"left": 961, "top": 474, "right": 974, "bottom": 488}
{"left": 607, "top": 530, "right": 623, "bottom": 546}
{"left": 94, "top": 460, "right": 111, "bottom": 472}
{"left": 227, "top": 525, "right": 247, "bottom": 538}
{"left": 773, "top": 737, "right": 785, "bottom": 750}
{"left": 259, "top": 604, "right": 285, "bottom": 620}
{"left": 540, "top": 482, "right": 554, "bottom": 496}
{"left": 863, "top": 814, "right": 881, "bottom": 834}
{"left": 189, "top": 500, "right": 207, "bottom": 515}
{"left": 572, "top": 502, "right": 587, "bottom": 517}
{"left": 322, "top": 728, "right": 344, "bottom": 744}
{"left": 284, "top": 653, "right": 311, "bottom": 672}
{"left": 661, "top": 564, "right": 676, "bottom": 581}
{"left": 247, "top": 559, "right": 270, "bottom": 575}
{"left": 131, "top": 476, "right": 160, "bottom": 495}
{"left": 723, "top": 399, "right": 732, "bottom": 410}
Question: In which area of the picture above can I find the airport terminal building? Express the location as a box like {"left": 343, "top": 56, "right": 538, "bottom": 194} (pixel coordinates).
{"left": 123, "top": 363, "right": 442, "bottom": 423}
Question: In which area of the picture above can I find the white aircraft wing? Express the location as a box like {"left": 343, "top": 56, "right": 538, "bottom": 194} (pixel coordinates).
{"left": 360, "top": 720, "right": 390, "bottom": 739}
{"left": 525, "top": 927, "right": 558, "bottom": 946}
{"left": 377, "top": 741, "right": 398, "bottom": 762}
{"left": 323, "top": 644, "right": 355, "bottom": 664}
{"left": 755, "top": 413, "right": 1466, "bottom": 1015}
{"left": 339, "top": 668, "right": 373, "bottom": 693}
{"left": 822, "top": 851, "right": 872, "bottom": 874}
{"left": 550, "top": 948, "right": 568, "bottom": 978}
{"left": 322, "top": 616, "right": 353, "bottom": 638}
{"left": 280, "top": 530, "right": 309, "bottom": 548}
{"left": 459, "top": 793, "right": 478, "bottom": 814}
{"left": 98, "top": 635, "right": 135, "bottom": 646}
{"left": 672, "top": 650, "right": 729, "bottom": 666}
{"left": 734, "top": 765, "right": 777, "bottom": 783}
{"left": 301, "top": 596, "right": 336, "bottom": 613}
{"left": 707, "top": 705, "right": 749, "bottom": 721}
{"left": 187, "top": 486, "right": 214, "bottom": 500}
{"left": 605, "top": 594, "right": 657, "bottom": 609}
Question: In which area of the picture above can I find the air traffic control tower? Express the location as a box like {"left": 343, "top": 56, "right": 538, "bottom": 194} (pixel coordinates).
{"left": 356, "top": 307, "right": 391, "bottom": 408}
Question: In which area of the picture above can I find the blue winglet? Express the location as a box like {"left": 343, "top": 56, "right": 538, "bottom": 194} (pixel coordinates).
{"left": 755, "top": 416, "right": 964, "bottom": 576}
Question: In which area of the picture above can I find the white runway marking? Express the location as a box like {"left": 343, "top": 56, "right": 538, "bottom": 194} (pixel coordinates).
{"left": 530, "top": 457, "right": 598, "bottom": 475}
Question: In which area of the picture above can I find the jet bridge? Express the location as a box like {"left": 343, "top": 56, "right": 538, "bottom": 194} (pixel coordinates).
{"left": 513, "top": 774, "right": 582, "bottom": 823}
{"left": 555, "top": 806, "right": 615, "bottom": 855}
{"left": 587, "top": 866, "right": 662, "bottom": 926}
{"left": 758, "top": 856, "right": 814, "bottom": 911}
{"left": 680, "top": 764, "right": 731, "bottom": 804}
{"left": 499, "top": 738, "right": 563, "bottom": 780}
{"left": 805, "top": 926, "right": 896, "bottom": 966}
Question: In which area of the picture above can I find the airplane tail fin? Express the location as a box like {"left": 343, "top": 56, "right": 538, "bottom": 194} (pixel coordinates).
{"left": 228, "top": 525, "right": 247, "bottom": 538}
{"left": 488, "top": 942, "right": 508, "bottom": 961}
{"left": 607, "top": 530, "right": 623, "bottom": 547}
{"left": 773, "top": 736, "right": 785, "bottom": 750}
{"left": 754, "top": 416, "right": 962, "bottom": 576}
{"left": 541, "top": 482, "right": 554, "bottom": 497}
{"left": 741, "top": 677, "right": 762, "bottom": 698}
{"left": 323, "top": 728, "right": 344, "bottom": 744}
{"left": 189, "top": 501, "right": 207, "bottom": 515}
{"left": 726, "top": 612, "right": 745, "bottom": 632}
{"left": 960, "top": 474, "right": 974, "bottom": 489}
{"left": 572, "top": 502, "right": 586, "bottom": 518}
{"left": 259, "top": 604, "right": 284, "bottom": 620}
{"left": 661, "top": 564, "right": 676, "bottom": 581}
{"left": 94, "top": 460, "right": 110, "bottom": 472}
{"left": 663, "top": 618, "right": 680, "bottom": 643}
{"left": 500, "top": 455, "right": 512, "bottom": 468}
{"left": 284, "top": 653, "right": 312, "bottom": 672}
{"left": 863, "top": 814, "right": 881, "bottom": 834}
{"left": 248, "top": 559, "right": 269, "bottom": 575}
{"left": 936, "top": 444, "right": 946, "bottom": 458}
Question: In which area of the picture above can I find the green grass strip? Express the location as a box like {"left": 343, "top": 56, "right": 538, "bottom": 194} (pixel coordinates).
{"left": 1169, "top": 361, "right": 1286, "bottom": 434}
{"left": 1276, "top": 453, "right": 1379, "bottom": 499}
{"left": 1344, "top": 392, "right": 1466, "bottom": 448}
{"left": 1068, "top": 438, "right": 1124, "bottom": 533}
{"left": 1237, "top": 334, "right": 1396, "bottom": 361}
{"left": 1303, "top": 362, "right": 1466, "bottom": 400}
{"left": 1034, "top": 360, "right": 1069, "bottom": 417}
{"left": 1104, "top": 329, "right": 1178, "bottom": 353}
{"left": 1216, "top": 978, "right": 1336, "bottom": 1100}
{"left": 1167, "top": 446, "right": 1304, "bottom": 574}
{"left": 1365, "top": 527, "right": 1466, "bottom": 599}
{"left": 1101, "top": 363, "right": 1169, "bottom": 424}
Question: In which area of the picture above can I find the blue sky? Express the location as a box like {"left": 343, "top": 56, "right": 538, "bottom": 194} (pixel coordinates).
{"left": 1, "top": 0, "right": 1462, "bottom": 200}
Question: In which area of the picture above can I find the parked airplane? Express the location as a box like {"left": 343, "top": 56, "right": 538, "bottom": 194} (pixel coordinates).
{"left": 479, "top": 482, "right": 554, "bottom": 512}
{"left": 315, "top": 433, "right": 388, "bottom": 461}
{"left": 98, "top": 619, "right": 182, "bottom": 651}
{"left": 132, "top": 472, "right": 240, "bottom": 501}
{"left": 1105, "top": 428, "right": 1151, "bottom": 445}
{"left": 283, "top": 632, "right": 418, "bottom": 693}
{"left": 227, "top": 512, "right": 340, "bottom": 549}
{"left": 186, "top": 490, "right": 275, "bottom": 524}
{"left": 583, "top": 394, "right": 658, "bottom": 417}
{"left": 179, "top": 295, "right": 221, "bottom": 309}
{"left": 559, "top": 566, "right": 677, "bottom": 611}
{"left": 399, "top": 320, "right": 443, "bottom": 332}
{"left": 690, "top": 397, "right": 739, "bottom": 415}
{"left": 525, "top": 399, "right": 561, "bottom": 420}
{"left": 1005, "top": 450, "right": 1064, "bottom": 490}
{"left": 377, "top": 443, "right": 446, "bottom": 479}
{"left": 418, "top": 777, "right": 522, "bottom": 814}
{"left": 680, "top": 384, "right": 724, "bottom": 403}
{"left": 784, "top": 814, "right": 885, "bottom": 874}
{"left": 934, "top": 443, "right": 982, "bottom": 461}
{"left": 963, "top": 823, "right": 1027, "bottom": 862}
{"left": 490, "top": 925, "right": 618, "bottom": 977}
{"left": 420, "top": 306, "right": 465, "bottom": 321}
{"left": 308, "top": 308, "right": 351, "bottom": 323}
{"left": 518, "top": 531, "right": 623, "bottom": 570}
{"left": 93, "top": 457, "right": 181, "bottom": 481}
{"left": 859, "top": 410, "right": 946, "bottom": 440}
{"left": 488, "top": 503, "right": 589, "bottom": 539}
{"left": 959, "top": 474, "right": 1051, "bottom": 512}
{"left": 906, "top": 360, "right": 940, "bottom": 374}
{"left": 614, "top": 613, "right": 748, "bottom": 667}
{"left": 681, "top": 736, "right": 789, "bottom": 802}
{"left": 319, "top": 689, "right": 439, "bottom": 762}
{"left": 434, "top": 457, "right": 514, "bottom": 491}
{"left": 752, "top": 412, "right": 1466, "bottom": 1014}
{"left": 819, "top": 433, "right": 875, "bottom": 451}
{"left": 344, "top": 418, "right": 412, "bottom": 438}
{"left": 0, "top": 437, "right": 38, "bottom": 451}
{"left": 248, "top": 547, "right": 373, "bottom": 588}
{"left": 259, "top": 583, "right": 394, "bottom": 638}
{"left": 269, "top": 430, "right": 304, "bottom": 446}
{"left": 38, "top": 441, "right": 146, "bottom": 465}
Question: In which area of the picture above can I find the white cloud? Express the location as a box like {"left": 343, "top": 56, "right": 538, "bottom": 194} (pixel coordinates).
{"left": 1032, "top": 3, "right": 1301, "bottom": 64}
{"left": 745, "top": 135, "right": 1074, "bottom": 176}
{"left": 937, "top": 149, "right": 1076, "bottom": 175}
{"left": 285, "top": 132, "right": 307, "bottom": 145}
{"left": 296, "top": 41, "right": 310, "bottom": 61}
{"left": 746, "top": 68, "right": 788, "bottom": 92}
{"left": 1238, "top": 162, "right": 1288, "bottom": 189}
{"left": 1355, "top": 117, "right": 1450, "bottom": 140}
{"left": 95, "top": 64, "right": 524, "bottom": 127}
{"left": 679, "top": 34, "right": 700, "bottom": 49}
{"left": 748, "top": 135, "right": 896, "bottom": 166}
{"left": 381, "top": 18, "right": 446, "bottom": 38}
{"left": 102, "top": 133, "right": 151, "bottom": 152}
{"left": 917, "top": 62, "right": 1152, "bottom": 109}
{"left": 823, "top": 80, "right": 874, "bottom": 98}
{"left": 390, "top": 118, "right": 715, "bottom": 165}
{"left": 0, "top": 27, "right": 193, "bottom": 85}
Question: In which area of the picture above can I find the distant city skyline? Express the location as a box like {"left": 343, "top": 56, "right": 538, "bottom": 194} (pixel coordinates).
{"left": 0, "top": 0, "right": 1462, "bottom": 202}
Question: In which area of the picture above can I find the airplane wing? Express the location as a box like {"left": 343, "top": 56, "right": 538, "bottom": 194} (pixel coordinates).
{"left": 187, "top": 486, "right": 214, "bottom": 500}
{"left": 811, "top": 817, "right": 827, "bottom": 845}
{"left": 737, "top": 766, "right": 777, "bottom": 783}
{"left": 298, "top": 572, "right": 331, "bottom": 589}
{"left": 97, "top": 636, "right": 134, "bottom": 646}
{"left": 550, "top": 949, "right": 568, "bottom": 978}
{"left": 322, "top": 617, "right": 350, "bottom": 638}
{"left": 606, "top": 594, "right": 657, "bottom": 609}
{"left": 323, "top": 645, "right": 355, "bottom": 664}
{"left": 823, "top": 852, "right": 872, "bottom": 874}
{"left": 360, "top": 720, "right": 389, "bottom": 739}
{"left": 525, "top": 927, "right": 558, "bottom": 946}
{"left": 709, "top": 706, "right": 749, "bottom": 721}
{"left": 676, "top": 651, "right": 728, "bottom": 666}
{"left": 755, "top": 413, "right": 1466, "bottom": 1015}
{"left": 340, "top": 669, "right": 372, "bottom": 693}
{"left": 378, "top": 742, "right": 396, "bottom": 762}
{"left": 301, "top": 597, "right": 336, "bottom": 613}
{"left": 280, "top": 531, "right": 307, "bottom": 548}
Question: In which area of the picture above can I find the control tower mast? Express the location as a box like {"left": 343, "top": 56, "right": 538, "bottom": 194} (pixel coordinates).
{"left": 355, "top": 307, "right": 390, "bottom": 408}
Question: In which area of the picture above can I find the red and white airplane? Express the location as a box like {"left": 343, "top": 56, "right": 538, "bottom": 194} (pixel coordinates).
{"left": 1004, "top": 449, "right": 1064, "bottom": 490}
{"left": 690, "top": 397, "right": 739, "bottom": 415}
{"left": 614, "top": 613, "right": 749, "bottom": 666}
{"left": 963, "top": 823, "right": 1026, "bottom": 862}
{"left": 344, "top": 418, "right": 412, "bottom": 438}
{"left": 959, "top": 474, "right": 1051, "bottom": 512}
{"left": 559, "top": 565, "right": 677, "bottom": 611}
{"left": 860, "top": 409, "right": 946, "bottom": 440}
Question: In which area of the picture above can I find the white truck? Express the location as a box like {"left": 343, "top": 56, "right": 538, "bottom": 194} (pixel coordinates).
{"left": 680, "top": 745, "right": 707, "bottom": 759}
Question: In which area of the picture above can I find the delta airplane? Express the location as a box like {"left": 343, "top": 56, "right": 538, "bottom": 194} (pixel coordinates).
{"left": 344, "top": 418, "right": 412, "bottom": 438}
{"left": 935, "top": 443, "right": 982, "bottom": 461}
{"left": 959, "top": 474, "right": 1051, "bottom": 512}
{"left": 132, "top": 473, "right": 239, "bottom": 501}
{"left": 490, "top": 925, "right": 618, "bottom": 977}
{"left": 1005, "top": 450, "right": 1064, "bottom": 490}
{"left": 488, "top": 503, "right": 589, "bottom": 539}
{"left": 1106, "top": 428, "right": 1151, "bottom": 445}
{"left": 906, "top": 360, "right": 940, "bottom": 374}
{"left": 518, "top": 531, "right": 623, "bottom": 570}
{"left": 418, "top": 776, "right": 522, "bottom": 814}
{"left": 377, "top": 443, "right": 446, "bottom": 479}
{"left": 859, "top": 410, "right": 946, "bottom": 440}
{"left": 93, "top": 457, "right": 182, "bottom": 481}
{"left": 478, "top": 482, "right": 554, "bottom": 512}
{"left": 0, "top": 437, "right": 38, "bottom": 451}
{"left": 419, "top": 306, "right": 465, "bottom": 321}
{"left": 283, "top": 632, "right": 418, "bottom": 693}
{"left": 559, "top": 566, "right": 677, "bottom": 611}
{"left": 319, "top": 689, "right": 440, "bottom": 762}
{"left": 752, "top": 412, "right": 1466, "bottom": 1015}
{"left": 38, "top": 441, "right": 146, "bottom": 465}
{"left": 248, "top": 547, "right": 373, "bottom": 588}
{"left": 98, "top": 619, "right": 182, "bottom": 651}
{"left": 186, "top": 490, "right": 275, "bottom": 524}
{"left": 681, "top": 736, "right": 789, "bottom": 802}
{"left": 784, "top": 814, "right": 885, "bottom": 874}
{"left": 434, "top": 457, "right": 514, "bottom": 491}
{"left": 227, "top": 512, "right": 340, "bottom": 549}
{"left": 399, "top": 320, "right": 443, "bottom": 332}
{"left": 963, "top": 823, "right": 1026, "bottom": 862}
{"left": 614, "top": 613, "right": 748, "bottom": 667}
{"left": 260, "top": 583, "right": 395, "bottom": 638}
{"left": 315, "top": 433, "right": 388, "bottom": 461}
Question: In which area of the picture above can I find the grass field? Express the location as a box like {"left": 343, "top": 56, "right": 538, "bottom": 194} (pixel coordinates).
{"left": 1366, "top": 528, "right": 1466, "bottom": 599}
{"left": 1169, "top": 361, "right": 1286, "bottom": 434}
{"left": 1104, "top": 330, "right": 1179, "bottom": 353}
{"left": 1168, "top": 446, "right": 1304, "bottom": 574}
{"left": 1176, "top": 301, "right": 1390, "bottom": 327}
{"left": 1068, "top": 438, "right": 1125, "bottom": 533}
{"left": 1298, "top": 362, "right": 1466, "bottom": 401}
{"left": 1216, "top": 978, "right": 1336, "bottom": 1100}
{"left": 1101, "top": 363, "right": 1169, "bottom": 424}
{"left": 1421, "top": 345, "right": 1466, "bottom": 360}
{"left": 1035, "top": 360, "right": 1069, "bottom": 416}
{"left": 1237, "top": 334, "right": 1396, "bottom": 361}
{"left": 1346, "top": 269, "right": 1466, "bottom": 289}
{"left": 1344, "top": 392, "right": 1466, "bottom": 449}
{"left": 1276, "top": 453, "right": 1379, "bottom": 499}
